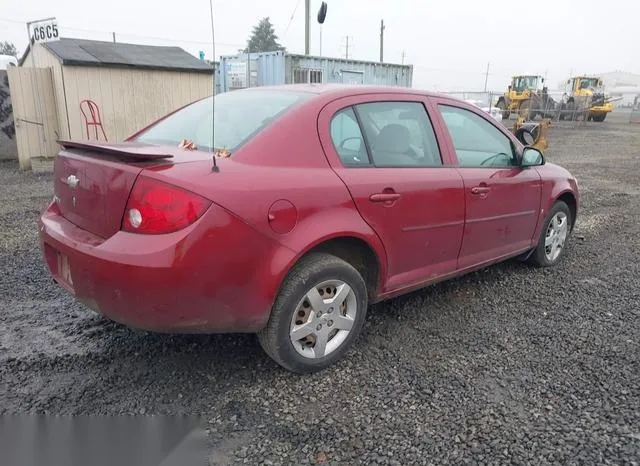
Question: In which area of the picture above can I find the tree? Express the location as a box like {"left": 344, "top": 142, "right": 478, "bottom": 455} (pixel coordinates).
{"left": 244, "top": 17, "right": 284, "bottom": 53}
{"left": 0, "top": 41, "right": 18, "bottom": 57}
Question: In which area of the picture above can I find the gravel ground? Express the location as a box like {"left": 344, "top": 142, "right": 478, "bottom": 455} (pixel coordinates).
{"left": 1, "top": 110, "right": 639, "bottom": 465}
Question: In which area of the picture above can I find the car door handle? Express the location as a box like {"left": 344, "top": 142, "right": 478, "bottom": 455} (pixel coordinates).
{"left": 369, "top": 193, "right": 400, "bottom": 203}
{"left": 471, "top": 186, "right": 491, "bottom": 195}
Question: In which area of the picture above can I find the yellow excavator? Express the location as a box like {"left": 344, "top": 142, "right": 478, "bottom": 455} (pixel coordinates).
{"left": 495, "top": 75, "right": 556, "bottom": 121}
{"left": 558, "top": 76, "right": 615, "bottom": 122}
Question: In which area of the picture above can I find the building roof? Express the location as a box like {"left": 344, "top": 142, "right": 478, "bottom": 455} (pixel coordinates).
{"left": 20, "top": 37, "right": 215, "bottom": 74}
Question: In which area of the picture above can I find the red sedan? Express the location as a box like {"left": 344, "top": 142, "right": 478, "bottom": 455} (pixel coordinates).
{"left": 39, "top": 84, "right": 579, "bottom": 373}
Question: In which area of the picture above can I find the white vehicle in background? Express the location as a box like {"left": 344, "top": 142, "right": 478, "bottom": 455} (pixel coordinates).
{"left": 465, "top": 99, "right": 503, "bottom": 122}
{"left": 0, "top": 55, "right": 18, "bottom": 70}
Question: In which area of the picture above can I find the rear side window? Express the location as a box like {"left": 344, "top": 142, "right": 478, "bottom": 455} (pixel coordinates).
{"left": 330, "top": 108, "right": 370, "bottom": 166}
{"left": 135, "top": 90, "right": 312, "bottom": 152}
{"left": 354, "top": 101, "right": 442, "bottom": 167}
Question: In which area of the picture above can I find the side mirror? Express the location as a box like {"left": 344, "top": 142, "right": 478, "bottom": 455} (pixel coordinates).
{"left": 521, "top": 146, "right": 545, "bottom": 167}
{"left": 317, "top": 2, "right": 328, "bottom": 23}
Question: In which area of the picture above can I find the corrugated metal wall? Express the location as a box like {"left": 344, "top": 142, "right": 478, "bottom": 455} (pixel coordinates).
{"left": 285, "top": 55, "right": 413, "bottom": 87}
{"left": 219, "top": 51, "right": 286, "bottom": 92}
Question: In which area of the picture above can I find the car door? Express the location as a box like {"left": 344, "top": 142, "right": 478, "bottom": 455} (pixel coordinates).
{"left": 317, "top": 94, "right": 465, "bottom": 292}
{"left": 430, "top": 98, "right": 543, "bottom": 269}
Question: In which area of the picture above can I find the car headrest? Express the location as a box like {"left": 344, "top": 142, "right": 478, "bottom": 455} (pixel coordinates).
{"left": 375, "top": 124, "right": 410, "bottom": 153}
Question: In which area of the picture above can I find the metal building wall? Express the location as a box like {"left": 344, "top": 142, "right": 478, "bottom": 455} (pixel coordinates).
{"left": 218, "top": 51, "right": 413, "bottom": 92}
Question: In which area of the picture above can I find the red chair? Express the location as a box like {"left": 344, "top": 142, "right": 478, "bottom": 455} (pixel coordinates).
{"left": 79, "top": 99, "right": 108, "bottom": 141}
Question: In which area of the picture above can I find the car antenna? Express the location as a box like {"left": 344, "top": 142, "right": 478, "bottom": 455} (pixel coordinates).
{"left": 209, "top": 0, "right": 219, "bottom": 172}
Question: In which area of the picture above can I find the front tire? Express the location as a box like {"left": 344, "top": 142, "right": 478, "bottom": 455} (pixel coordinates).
{"left": 257, "top": 252, "right": 368, "bottom": 373}
{"left": 496, "top": 100, "right": 510, "bottom": 120}
{"left": 527, "top": 201, "right": 572, "bottom": 267}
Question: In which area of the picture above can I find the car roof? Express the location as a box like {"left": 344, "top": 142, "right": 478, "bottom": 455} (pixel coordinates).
{"left": 234, "top": 83, "right": 455, "bottom": 101}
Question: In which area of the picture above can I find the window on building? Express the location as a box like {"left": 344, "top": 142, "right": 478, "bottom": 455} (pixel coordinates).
{"left": 293, "top": 68, "right": 323, "bottom": 84}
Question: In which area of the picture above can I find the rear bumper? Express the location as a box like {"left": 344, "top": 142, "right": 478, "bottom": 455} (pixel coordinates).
{"left": 38, "top": 200, "right": 295, "bottom": 333}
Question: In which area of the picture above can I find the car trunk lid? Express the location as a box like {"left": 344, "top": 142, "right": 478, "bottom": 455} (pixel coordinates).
{"left": 53, "top": 140, "right": 209, "bottom": 239}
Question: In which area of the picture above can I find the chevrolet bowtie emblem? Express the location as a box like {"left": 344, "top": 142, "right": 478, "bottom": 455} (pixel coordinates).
{"left": 65, "top": 175, "right": 80, "bottom": 189}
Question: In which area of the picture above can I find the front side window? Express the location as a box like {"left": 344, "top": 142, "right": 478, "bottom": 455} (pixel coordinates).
{"left": 353, "top": 101, "right": 442, "bottom": 167}
{"left": 438, "top": 105, "right": 516, "bottom": 168}
{"left": 135, "top": 89, "right": 312, "bottom": 152}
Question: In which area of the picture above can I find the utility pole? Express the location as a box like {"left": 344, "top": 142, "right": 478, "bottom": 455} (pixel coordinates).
{"left": 304, "top": 0, "right": 310, "bottom": 55}
{"left": 401, "top": 50, "right": 405, "bottom": 65}
{"left": 342, "top": 36, "right": 351, "bottom": 59}
{"left": 112, "top": 32, "right": 116, "bottom": 43}
{"left": 379, "top": 19, "right": 385, "bottom": 62}
{"left": 483, "top": 62, "right": 490, "bottom": 92}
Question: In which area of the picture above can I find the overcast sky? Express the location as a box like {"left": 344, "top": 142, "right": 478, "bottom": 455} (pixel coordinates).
{"left": 2, "top": 0, "right": 639, "bottom": 91}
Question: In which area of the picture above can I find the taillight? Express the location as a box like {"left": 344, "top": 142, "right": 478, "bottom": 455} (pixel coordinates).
{"left": 121, "top": 176, "right": 211, "bottom": 234}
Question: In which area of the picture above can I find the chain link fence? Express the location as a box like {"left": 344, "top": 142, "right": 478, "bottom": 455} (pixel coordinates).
{"left": 630, "top": 99, "right": 640, "bottom": 124}
{"left": 438, "top": 89, "right": 626, "bottom": 127}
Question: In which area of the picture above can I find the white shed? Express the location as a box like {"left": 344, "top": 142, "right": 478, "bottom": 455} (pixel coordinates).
{"left": 11, "top": 37, "right": 216, "bottom": 170}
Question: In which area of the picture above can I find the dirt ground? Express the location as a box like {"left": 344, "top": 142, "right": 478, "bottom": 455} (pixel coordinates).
{"left": 1, "top": 110, "right": 639, "bottom": 465}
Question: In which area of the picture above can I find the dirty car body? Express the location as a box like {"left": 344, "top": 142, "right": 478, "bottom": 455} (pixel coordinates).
{"left": 39, "top": 84, "right": 579, "bottom": 373}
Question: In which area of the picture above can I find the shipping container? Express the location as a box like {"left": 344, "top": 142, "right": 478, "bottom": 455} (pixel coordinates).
{"left": 218, "top": 50, "right": 413, "bottom": 93}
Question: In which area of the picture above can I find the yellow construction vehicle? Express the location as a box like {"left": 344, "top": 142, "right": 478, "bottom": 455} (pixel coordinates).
{"left": 495, "top": 75, "right": 556, "bottom": 121}
{"left": 558, "top": 76, "right": 614, "bottom": 122}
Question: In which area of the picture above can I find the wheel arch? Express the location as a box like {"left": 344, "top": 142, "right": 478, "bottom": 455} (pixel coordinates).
{"left": 555, "top": 191, "right": 578, "bottom": 231}
{"left": 280, "top": 233, "right": 386, "bottom": 303}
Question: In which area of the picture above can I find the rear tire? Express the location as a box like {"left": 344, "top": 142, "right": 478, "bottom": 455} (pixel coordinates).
{"left": 527, "top": 201, "right": 572, "bottom": 267}
{"left": 257, "top": 252, "right": 368, "bottom": 374}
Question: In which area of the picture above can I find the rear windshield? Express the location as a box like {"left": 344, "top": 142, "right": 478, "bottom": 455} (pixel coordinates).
{"left": 134, "top": 89, "right": 312, "bottom": 152}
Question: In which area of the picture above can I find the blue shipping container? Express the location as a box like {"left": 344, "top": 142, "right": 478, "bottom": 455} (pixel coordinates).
{"left": 218, "top": 51, "right": 412, "bottom": 93}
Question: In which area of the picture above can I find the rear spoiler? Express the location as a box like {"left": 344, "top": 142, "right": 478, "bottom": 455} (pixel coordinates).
{"left": 56, "top": 139, "right": 174, "bottom": 160}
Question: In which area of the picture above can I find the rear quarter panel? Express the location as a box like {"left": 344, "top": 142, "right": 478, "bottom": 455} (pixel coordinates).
{"left": 141, "top": 96, "right": 388, "bottom": 310}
